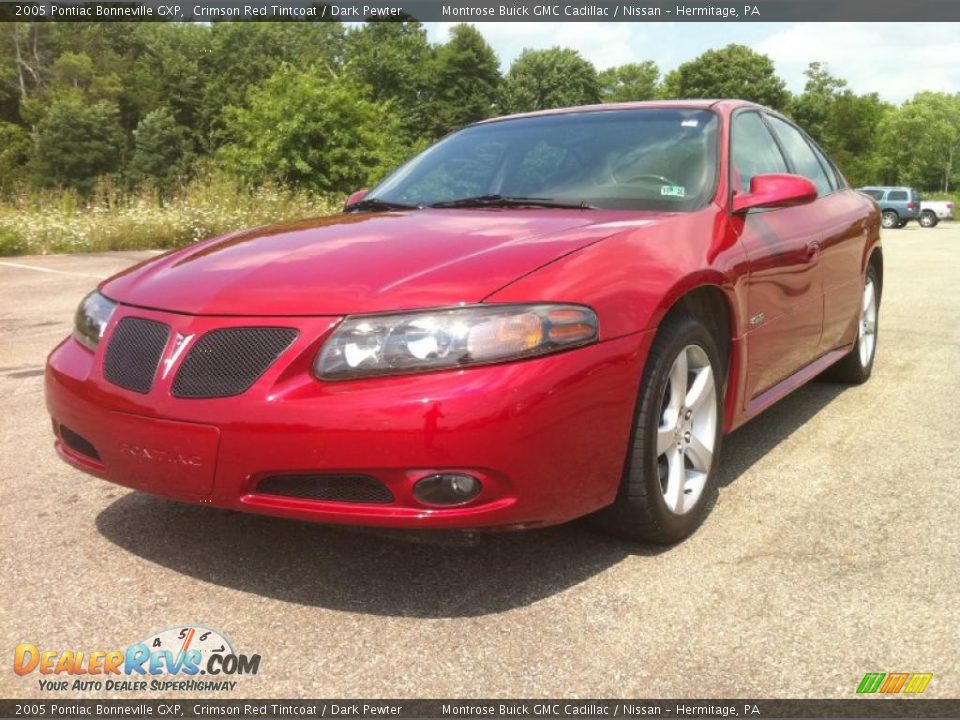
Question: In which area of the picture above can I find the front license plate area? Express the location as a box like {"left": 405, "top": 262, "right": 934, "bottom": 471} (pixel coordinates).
{"left": 98, "top": 412, "right": 220, "bottom": 495}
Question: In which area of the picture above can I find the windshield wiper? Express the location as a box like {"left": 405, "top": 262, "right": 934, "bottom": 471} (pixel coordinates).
{"left": 429, "top": 194, "right": 594, "bottom": 209}
{"left": 345, "top": 198, "right": 420, "bottom": 213}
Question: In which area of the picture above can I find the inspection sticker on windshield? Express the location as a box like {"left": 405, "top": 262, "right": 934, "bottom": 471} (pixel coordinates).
{"left": 661, "top": 185, "right": 686, "bottom": 198}
{"left": 681, "top": 119, "right": 699, "bottom": 127}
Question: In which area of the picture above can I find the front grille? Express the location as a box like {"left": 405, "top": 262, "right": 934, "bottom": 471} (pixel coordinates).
{"left": 257, "top": 474, "right": 395, "bottom": 504}
{"left": 103, "top": 317, "right": 170, "bottom": 394}
{"left": 172, "top": 327, "right": 298, "bottom": 399}
{"left": 60, "top": 424, "right": 100, "bottom": 461}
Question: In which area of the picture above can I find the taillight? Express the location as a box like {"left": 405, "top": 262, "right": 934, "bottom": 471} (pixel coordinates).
{"left": 907, "top": 202, "right": 915, "bottom": 210}
{"left": 949, "top": 203, "right": 955, "bottom": 210}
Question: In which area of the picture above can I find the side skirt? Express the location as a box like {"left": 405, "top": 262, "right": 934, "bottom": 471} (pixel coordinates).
{"left": 742, "top": 346, "right": 852, "bottom": 421}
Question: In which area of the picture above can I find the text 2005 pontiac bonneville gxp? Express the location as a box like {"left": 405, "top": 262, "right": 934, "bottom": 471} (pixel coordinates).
{"left": 46, "top": 100, "right": 881, "bottom": 543}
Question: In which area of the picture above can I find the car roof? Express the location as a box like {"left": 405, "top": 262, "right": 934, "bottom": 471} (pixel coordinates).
{"left": 472, "top": 99, "right": 765, "bottom": 125}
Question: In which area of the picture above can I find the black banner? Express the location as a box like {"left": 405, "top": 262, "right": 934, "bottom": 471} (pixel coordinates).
{"left": 4, "top": 0, "right": 960, "bottom": 22}
{"left": 3, "top": 700, "right": 960, "bottom": 719}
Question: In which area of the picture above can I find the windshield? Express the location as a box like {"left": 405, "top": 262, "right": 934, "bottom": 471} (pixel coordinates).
{"left": 368, "top": 108, "right": 720, "bottom": 212}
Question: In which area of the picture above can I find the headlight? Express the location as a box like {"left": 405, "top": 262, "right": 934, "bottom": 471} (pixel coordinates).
{"left": 73, "top": 291, "right": 117, "bottom": 351}
{"left": 316, "top": 304, "right": 598, "bottom": 380}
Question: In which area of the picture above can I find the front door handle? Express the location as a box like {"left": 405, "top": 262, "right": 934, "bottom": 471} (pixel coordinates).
{"left": 806, "top": 240, "right": 822, "bottom": 262}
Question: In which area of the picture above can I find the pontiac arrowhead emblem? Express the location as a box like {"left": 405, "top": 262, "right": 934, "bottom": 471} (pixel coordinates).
{"left": 161, "top": 332, "right": 194, "bottom": 379}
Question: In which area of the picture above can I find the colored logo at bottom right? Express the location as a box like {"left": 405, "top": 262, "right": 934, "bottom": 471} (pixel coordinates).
{"left": 857, "top": 673, "right": 933, "bottom": 694}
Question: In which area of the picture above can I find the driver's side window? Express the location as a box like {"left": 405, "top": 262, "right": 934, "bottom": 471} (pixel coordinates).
{"left": 731, "top": 112, "right": 788, "bottom": 194}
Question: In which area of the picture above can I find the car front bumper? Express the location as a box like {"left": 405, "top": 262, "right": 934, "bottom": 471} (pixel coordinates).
{"left": 45, "top": 304, "right": 651, "bottom": 530}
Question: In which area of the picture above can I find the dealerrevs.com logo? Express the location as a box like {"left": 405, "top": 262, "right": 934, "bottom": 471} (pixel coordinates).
{"left": 13, "top": 626, "right": 260, "bottom": 693}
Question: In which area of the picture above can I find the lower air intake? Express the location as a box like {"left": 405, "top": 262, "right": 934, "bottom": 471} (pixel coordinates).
{"left": 257, "top": 474, "right": 395, "bottom": 504}
{"left": 172, "top": 327, "right": 298, "bottom": 399}
{"left": 60, "top": 424, "right": 100, "bottom": 461}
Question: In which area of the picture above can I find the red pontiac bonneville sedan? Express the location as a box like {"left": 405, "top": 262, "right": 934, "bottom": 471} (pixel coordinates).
{"left": 46, "top": 101, "right": 881, "bottom": 543}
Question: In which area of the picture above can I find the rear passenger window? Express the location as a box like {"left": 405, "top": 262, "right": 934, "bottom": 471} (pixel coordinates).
{"left": 863, "top": 190, "right": 884, "bottom": 200}
{"left": 731, "top": 112, "right": 788, "bottom": 193}
{"left": 765, "top": 116, "right": 833, "bottom": 197}
{"left": 807, "top": 142, "right": 837, "bottom": 191}
{"left": 888, "top": 190, "right": 908, "bottom": 201}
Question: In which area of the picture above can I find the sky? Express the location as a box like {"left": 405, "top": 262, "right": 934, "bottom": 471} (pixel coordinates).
{"left": 421, "top": 22, "right": 960, "bottom": 103}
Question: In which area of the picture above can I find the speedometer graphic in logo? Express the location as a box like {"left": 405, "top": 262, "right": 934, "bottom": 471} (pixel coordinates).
{"left": 140, "top": 625, "right": 235, "bottom": 671}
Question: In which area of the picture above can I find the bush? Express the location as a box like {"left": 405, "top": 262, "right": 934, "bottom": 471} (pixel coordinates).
{"left": 0, "top": 172, "right": 340, "bottom": 256}
{"left": 31, "top": 98, "right": 125, "bottom": 195}
{"left": 128, "top": 107, "right": 191, "bottom": 198}
{"left": 219, "top": 66, "right": 409, "bottom": 194}
{"left": 0, "top": 228, "right": 27, "bottom": 256}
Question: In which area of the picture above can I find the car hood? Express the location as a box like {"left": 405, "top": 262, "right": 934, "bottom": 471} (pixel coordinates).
{"left": 101, "top": 208, "right": 666, "bottom": 316}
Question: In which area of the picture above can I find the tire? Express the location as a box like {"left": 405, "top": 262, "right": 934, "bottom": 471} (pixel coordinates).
{"left": 897, "top": 220, "right": 908, "bottom": 228}
{"left": 920, "top": 211, "right": 939, "bottom": 228}
{"left": 591, "top": 312, "right": 723, "bottom": 544}
{"left": 881, "top": 210, "right": 899, "bottom": 229}
{"left": 824, "top": 264, "right": 880, "bottom": 385}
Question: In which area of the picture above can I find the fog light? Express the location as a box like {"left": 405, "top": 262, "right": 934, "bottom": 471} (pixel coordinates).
{"left": 413, "top": 473, "right": 482, "bottom": 506}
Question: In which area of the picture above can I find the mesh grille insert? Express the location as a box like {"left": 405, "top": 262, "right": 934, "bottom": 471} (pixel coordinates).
{"left": 60, "top": 424, "right": 101, "bottom": 461}
{"left": 257, "top": 474, "right": 395, "bottom": 504}
{"left": 103, "top": 317, "right": 170, "bottom": 394}
{"left": 172, "top": 327, "right": 298, "bottom": 399}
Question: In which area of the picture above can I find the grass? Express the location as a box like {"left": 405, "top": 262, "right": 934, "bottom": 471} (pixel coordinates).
{"left": 0, "top": 174, "right": 341, "bottom": 257}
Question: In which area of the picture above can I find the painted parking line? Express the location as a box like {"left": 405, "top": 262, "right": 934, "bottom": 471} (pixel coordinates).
{"left": 0, "top": 260, "right": 106, "bottom": 279}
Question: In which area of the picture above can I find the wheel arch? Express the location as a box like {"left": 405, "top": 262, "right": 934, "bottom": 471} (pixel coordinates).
{"left": 649, "top": 278, "right": 741, "bottom": 431}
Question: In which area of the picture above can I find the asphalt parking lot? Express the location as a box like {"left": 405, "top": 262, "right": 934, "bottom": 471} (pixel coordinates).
{"left": 1, "top": 223, "right": 958, "bottom": 700}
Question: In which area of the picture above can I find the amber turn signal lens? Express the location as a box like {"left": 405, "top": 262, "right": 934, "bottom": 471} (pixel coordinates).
{"left": 546, "top": 308, "right": 590, "bottom": 324}
{"left": 548, "top": 323, "right": 595, "bottom": 343}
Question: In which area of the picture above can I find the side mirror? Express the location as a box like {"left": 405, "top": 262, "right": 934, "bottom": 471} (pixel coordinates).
{"left": 732, "top": 174, "right": 817, "bottom": 213}
{"left": 343, "top": 188, "right": 369, "bottom": 211}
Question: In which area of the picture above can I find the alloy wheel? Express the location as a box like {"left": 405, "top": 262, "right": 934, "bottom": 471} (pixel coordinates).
{"left": 859, "top": 278, "right": 878, "bottom": 367}
{"left": 656, "top": 344, "right": 717, "bottom": 515}
{"left": 881, "top": 211, "right": 898, "bottom": 229}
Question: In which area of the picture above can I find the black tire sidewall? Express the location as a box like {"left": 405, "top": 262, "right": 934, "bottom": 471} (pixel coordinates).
{"left": 881, "top": 211, "right": 898, "bottom": 228}
{"left": 623, "top": 314, "right": 724, "bottom": 541}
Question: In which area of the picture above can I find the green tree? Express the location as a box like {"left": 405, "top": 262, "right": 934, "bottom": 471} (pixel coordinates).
{"left": 820, "top": 92, "right": 890, "bottom": 188}
{"left": 219, "top": 65, "right": 406, "bottom": 194}
{"left": 31, "top": 97, "right": 123, "bottom": 193}
{"left": 50, "top": 51, "right": 94, "bottom": 89}
{"left": 131, "top": 23, "right": 210, "bottom": 146}
{"left": 785, "top": 61, "right": 891, "bottom": 187}
{"left": 48, "top": 23, "right": 140, "bottom": 132}
{"left": 501, "top": 47, "right": 600, "bottom": 113}
{"left": 790, "top": 61, "right": 847, "bottom": 143}
{"left": 877, "top": 93, "right": 960, "bottom": 191}
{"left": 426, "top": 24, "right": 501, "bottom": 137}
{"left": 599, "top": 61, "right": 659, "bottom": 103}
{"left": 128, "top": 107, "right": 189, "bottom": 198}
{"left": 0, "top": 120, "right": 30, "bottom": 191}
{"left": 661, "top": 44, "right": 789, "bottom": 110}
{"left": 200, "top": 23, "right": 347, "bottom": 148}
{"left": 344, "top": 21, "right": 432, "bottom": 138}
